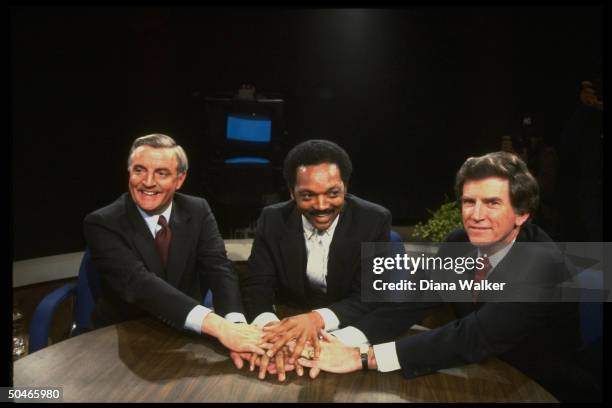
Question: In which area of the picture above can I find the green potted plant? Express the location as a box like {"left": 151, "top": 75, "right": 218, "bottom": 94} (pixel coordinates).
{"left": 411, "top": 196, "right": 463, "bottom": 242}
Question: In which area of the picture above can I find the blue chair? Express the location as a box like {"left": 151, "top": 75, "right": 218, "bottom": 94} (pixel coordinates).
{"left": 28, "top": 249, "right": 214, "bottom": 353}
{"left": 576, "top": 268, "right": 603, "bottom": 348}
{"left": 203, "top": 289, "right": 214, "bottom": 310}
{"left": 29, "top": 249, "right": 98, "bottom": 353}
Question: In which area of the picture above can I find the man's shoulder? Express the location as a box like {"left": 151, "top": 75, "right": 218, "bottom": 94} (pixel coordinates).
{"left": 345, "top": 194, "right": 390, "bottom": 217}
{"left": 263, "top": 198, "right": 294, "bottom": 210}
{"left": 85, "top": 193, "right": 129, "bottom": 222}
{"left": 254, "top": 199, "right": 296, "bottom": 230}
{"left": 517, "top": 223, "right": 553, "bottom": 243}
{"left": 174, "top": 192, "right": 210, "bottom": 211}
{"left": 444, "top": 228, "right": 469, "bottom": 243}
{"left": 260, "top": 199, "right": 295, "bottom": 216}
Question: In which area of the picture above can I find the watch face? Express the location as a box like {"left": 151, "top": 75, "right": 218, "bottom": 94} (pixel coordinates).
{"left": 359, "top": 344, "right": 369, "bottom": 354}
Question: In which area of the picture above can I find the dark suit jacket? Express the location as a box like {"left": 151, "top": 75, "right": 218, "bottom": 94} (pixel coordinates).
{"left": 83, "top": 192, "right": 244, "bottom": 330}
{"left": 394, "top": 224, "right": 580, "bottom": 385}
{"left": 242, "top": 194, "right": 430, "bottom": 342}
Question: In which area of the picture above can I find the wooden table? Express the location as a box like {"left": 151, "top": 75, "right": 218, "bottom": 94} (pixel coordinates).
{"left": 13, "top": 318, "right": 557, "bottom": 402}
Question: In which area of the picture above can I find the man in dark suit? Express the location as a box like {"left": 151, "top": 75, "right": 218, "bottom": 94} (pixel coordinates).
{"left": 233, "top": 140, "right": 428, "bottom": 380}
{"left": 84, "top": 133, "right": 265, "bottom": 355}
{"left": 299, "top": 152, "right": 590, "bottom": 401}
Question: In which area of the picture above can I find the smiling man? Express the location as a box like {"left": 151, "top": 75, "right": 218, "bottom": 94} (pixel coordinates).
{"left": 236, "top": 139, "right": 427, "bottom": 381}
{"left": 461, "top": 176, "right": 530, "bottom": 250}
{"left": 83, "top": 134, "right": 265, "bottom": 356}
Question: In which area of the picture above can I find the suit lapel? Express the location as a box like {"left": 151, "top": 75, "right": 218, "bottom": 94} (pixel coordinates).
{"left": 125, "top": 195, "right": 166, "bottom": 279}
{"left": 326, "top": 200, "right": 351, "bottom": 297}
{"left": 166, "top": 198, "right": 192, "bottom": 287}
{"left": 279, "top": 206, "right": 306, "bottom": 295}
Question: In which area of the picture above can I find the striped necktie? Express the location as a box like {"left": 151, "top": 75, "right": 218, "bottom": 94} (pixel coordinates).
{"left": 472, "top": 256, "right": 492, "bottom": 304}
{"left": 155, "top": 215, "right": 171, "bottom": 267}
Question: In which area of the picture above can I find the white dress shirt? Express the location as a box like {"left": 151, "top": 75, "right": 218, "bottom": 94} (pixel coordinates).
{"left": 373, "top": 240, "right": 516, "bottom": 372}
{"left": 251, "top": 215, "right": 343, "bottom": 330}
{"left": 136, "top": 203, "right": 246, "bottom": 334}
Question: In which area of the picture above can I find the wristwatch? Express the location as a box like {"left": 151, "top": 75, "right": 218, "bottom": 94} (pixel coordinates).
{"left": 359, "top": 344, "right": 369, "bottom": 371}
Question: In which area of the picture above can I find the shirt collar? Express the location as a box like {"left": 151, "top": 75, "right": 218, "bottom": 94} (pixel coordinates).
{"left": 477, "top": 239, "right": 515, "bottom": 270}
{"left": 137, "top": 202, "right": 173, "bottom": 237}
{"left": 302, "top": 214, "right": 339, "bottom": 240}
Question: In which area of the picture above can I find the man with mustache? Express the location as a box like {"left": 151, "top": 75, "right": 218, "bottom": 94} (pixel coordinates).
{"left": 84, "top": 134, "right": 265, "bottom": 356}
{"left": 234, "top": 139, "right": 428, "bottom": 381}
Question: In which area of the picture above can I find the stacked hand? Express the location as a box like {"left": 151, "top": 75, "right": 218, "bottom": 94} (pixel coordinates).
{"left": 230, "top": 342, "right": 306, "bottom": 381}
{"left": 203, "top": 313, "right": 266, "bottom": 355}
{"left": 262, "top": 312, "right": 324, "bottom": 364}
{"left": 230, "top": 328, "right": 365, "bottom": 381}
{"left": 229, "top": 312, "right": 324, "bottom": 382}
{"left": 295, "top": 331, "right": 362, "bottom": 378}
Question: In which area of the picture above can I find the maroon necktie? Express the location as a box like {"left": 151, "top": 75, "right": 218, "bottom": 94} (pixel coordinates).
{"left": 472, "top": 256, "right": 492, "bottom": 304}
{"left": 155, "top": 215, "right": 171, "bottom": 267}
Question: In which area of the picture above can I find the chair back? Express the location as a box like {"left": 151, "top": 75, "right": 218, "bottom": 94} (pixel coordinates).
{"left": 390, "top": 230, "right": 402, "bottom": 243}
{"left": 576, "top": 268, "right": 603, "bottom": 348}
{"left": 28, "top": 249, "right": 99, "bottom": 353}
{"left": 72, "top": 249, "right": 100, "bottom": 335}
{"left": 202, "top": 290, "right": 214, "bottom": 309}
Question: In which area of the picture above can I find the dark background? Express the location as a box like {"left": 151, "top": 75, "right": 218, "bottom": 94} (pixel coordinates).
{"left": 11, "top": 6, "right": 602, "bottom": 260}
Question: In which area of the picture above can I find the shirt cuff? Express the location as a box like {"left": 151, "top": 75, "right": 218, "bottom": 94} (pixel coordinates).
{"left": 329, "top": 326, "right": 370, "bottom": 346}
{"left": 373, "top": 341, "right": 401, "bottom": 372}
{"left": 313, "top": 308, "right": 340, "bottom": 331}
{"left": 184, "top": 305, "right": 213, "bottom": 334}
{"left": 251, "top": 312, "right": 280, "bottom": 328}
{"left": 225, "top": 312, "right": 247, "bottom": 324}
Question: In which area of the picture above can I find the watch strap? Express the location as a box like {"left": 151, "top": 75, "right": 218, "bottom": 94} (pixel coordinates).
{"left": 359, "top": 345, "right": 369, "bottom": 371}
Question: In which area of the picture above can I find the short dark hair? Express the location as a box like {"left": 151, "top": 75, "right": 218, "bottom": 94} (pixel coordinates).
{"left": 283, "top": 139, "right": 353, "bottom": 190}
{"left": 455, "top": 151, "right": 539, "bottom": 216}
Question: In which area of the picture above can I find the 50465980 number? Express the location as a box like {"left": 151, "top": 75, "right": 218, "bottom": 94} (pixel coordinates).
{"left": 2, "top": 387, "right": 63, "bottom": 402}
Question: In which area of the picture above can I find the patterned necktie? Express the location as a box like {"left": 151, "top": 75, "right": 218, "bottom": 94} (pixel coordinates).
{"left": 155, "top": 215, "right": 171, "bottom": 267}
{"left": 472, "top": 256, "right": 492, "bottom": 304}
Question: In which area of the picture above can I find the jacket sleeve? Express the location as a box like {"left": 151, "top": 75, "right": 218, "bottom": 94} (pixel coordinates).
{"left": 325, "top": 207, "right": 427, "bottom": 337}
{"left": 395, "top": 301, "right": 565, "bottom": 378}
{"left": 241, "top": 208, "right": 279, "bottom": 321}
{"left": 196, "top": 199, "right": 244, "bottom": 317}
{"left": 326, "top": 208, "right": 390, "bottom": 321}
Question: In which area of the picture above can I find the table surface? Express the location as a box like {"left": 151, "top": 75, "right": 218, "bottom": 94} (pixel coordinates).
{"left": 13, "top": 318, "right": 558, "bottom": 402}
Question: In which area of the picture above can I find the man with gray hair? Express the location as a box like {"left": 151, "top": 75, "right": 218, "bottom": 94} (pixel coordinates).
{"left": 84, "top": 133, "right": 265, "bottom": 355}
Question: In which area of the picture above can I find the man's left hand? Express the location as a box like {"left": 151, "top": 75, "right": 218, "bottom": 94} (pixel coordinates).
{"left": 296, "top": 330, "right": 363, "bottom": 378}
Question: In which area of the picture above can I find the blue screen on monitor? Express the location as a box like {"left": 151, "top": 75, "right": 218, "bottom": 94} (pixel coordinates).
{"left": 224, "top": 157, "right": 271, "bottom": 164}
{"left": 226, "top": 114, "right": 272, "bottom": 143}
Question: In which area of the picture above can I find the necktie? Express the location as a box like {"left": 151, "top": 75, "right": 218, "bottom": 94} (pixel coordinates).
{"left": 472, "top": 256, "right": 492, "bottom": 304}
{"left": 306, "top": 230, "right": 327, "bottom": 293}
{"left": 155, "top": 215, "right": 171, "bottom": 267}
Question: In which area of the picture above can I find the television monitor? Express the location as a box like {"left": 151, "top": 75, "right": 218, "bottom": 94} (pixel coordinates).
{"left": 226, "top": 113, "right": 272, "bottom": 143}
